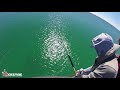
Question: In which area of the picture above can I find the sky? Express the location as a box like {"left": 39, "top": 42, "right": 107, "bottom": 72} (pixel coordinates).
{"left": 90, "top": 12, "right": 120, "bottom": 31}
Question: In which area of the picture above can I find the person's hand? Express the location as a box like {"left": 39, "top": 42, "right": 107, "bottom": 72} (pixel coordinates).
{"left": 75, "top": 68, "right": 84, "bottom": 77}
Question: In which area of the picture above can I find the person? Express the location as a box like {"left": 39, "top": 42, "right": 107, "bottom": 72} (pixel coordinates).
{"left": 116, "top": 38, "right": 120, "bottom": 78}
{"left": 75, "top": 33, "right": 120, "bottom": 78}
{"left": 116, "top": 54, "right": 120, "bottom": 78}
{"left": 118, "top": 38, "right": 120, "bottom": 45}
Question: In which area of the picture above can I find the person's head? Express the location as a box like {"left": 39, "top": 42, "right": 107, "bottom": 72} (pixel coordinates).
{"left": 92, "top": 33, "right": 120, "bottom": 56}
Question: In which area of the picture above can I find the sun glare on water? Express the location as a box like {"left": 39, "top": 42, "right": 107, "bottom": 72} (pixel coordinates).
{"left": 42, "top": 13, "right": 70, "bottom": 63}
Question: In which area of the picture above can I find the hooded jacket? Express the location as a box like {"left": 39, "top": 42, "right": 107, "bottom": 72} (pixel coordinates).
{"left": 76, "top": 44, "right": 120, "bottom": 78}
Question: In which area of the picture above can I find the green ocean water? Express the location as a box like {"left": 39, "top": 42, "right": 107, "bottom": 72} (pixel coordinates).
{"left": 0, "top": 12, "right": 120, "bottom": 78}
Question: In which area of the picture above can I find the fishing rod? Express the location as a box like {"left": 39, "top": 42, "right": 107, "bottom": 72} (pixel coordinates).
{"left": 62, "top": 41, "right": 76, "bottom": 75}
{"left": 55, "top": 37, "right": 77, "bottom": 76}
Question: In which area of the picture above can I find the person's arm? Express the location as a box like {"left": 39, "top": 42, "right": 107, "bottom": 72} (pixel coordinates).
{"left": 76, "top": 65, "right": 117, "bottom": 78}
{"left": 83, "top": 66, "right": 93, "bottom": 73}
{"left": 75, "top": 66, "right": 93, "bottom": 77}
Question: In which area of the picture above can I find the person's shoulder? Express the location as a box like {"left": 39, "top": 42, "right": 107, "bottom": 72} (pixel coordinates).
{"left": 104, "top": 58, "right": 118, "bottom": 70}
{"left": 92, "top": 64, "right": 117, "bottom": 78}
{"left": 96, "top": 64, "right": 117, "bottom": 75}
